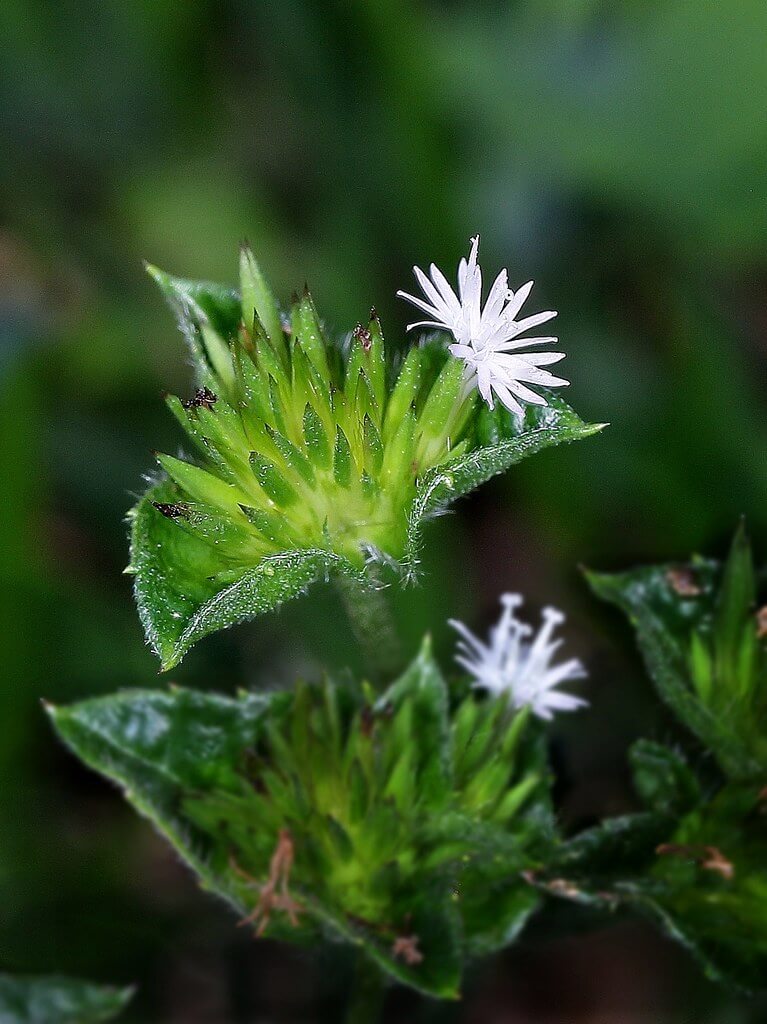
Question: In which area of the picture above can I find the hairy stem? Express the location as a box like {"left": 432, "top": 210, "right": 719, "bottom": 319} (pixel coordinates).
{"left": 336, "top": 575, "right": 402, "bottom": 684}
{"left": 345, "top": 953, "right": 385, "bottom": 1024}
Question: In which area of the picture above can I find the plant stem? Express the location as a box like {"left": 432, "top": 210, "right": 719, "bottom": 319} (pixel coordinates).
{"left": 336, "top": 575, "right": 402, "bottom": 684}
{"left": 346, "top": 953, "right": 385, "bottom": 1024}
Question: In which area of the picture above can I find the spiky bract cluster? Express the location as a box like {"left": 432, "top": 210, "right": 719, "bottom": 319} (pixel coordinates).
{"left": 152, "top": 247, "right": 474, "bottom": 571}
{"left": 132, "top": 248, "right": 598, "bottom": 668}
{"left": 50, "top": 643, "right": 553, "bottom": 997}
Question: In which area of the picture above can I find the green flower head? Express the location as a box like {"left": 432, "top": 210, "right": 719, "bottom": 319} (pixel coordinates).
{"left": 49, "top": 640, "right": 553, "bottom": 998}
{"left": 130, "top": 245, "right": 601, "bottom": 668}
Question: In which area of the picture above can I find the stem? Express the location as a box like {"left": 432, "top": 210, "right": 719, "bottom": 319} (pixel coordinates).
{"left": 345, "top": 953, "right": 385, "bottom": 1024}
{"left": 336, "top": 575, "right": 402, "bottom": 683}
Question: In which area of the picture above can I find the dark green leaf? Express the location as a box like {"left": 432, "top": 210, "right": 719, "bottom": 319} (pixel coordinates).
{"left": 0, "top": 974, "right": 133, "bottom": 1024}
{"left": 586, "top": 560, "right": 761, "bottom": 779}
{"left": 629, "top": 740, "right": 702, "bottom": 816}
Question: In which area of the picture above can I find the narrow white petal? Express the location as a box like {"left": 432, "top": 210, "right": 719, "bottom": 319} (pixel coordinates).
{"left": 492, "top": 336, "right": 559, "bottom": 352}
{"left": 428, "top": 263, "right": 463, "bottom": 317}
{"left": 513, "top": 310, "right": 558, "bottom": 333}
{"left": 482, "top": 269, "right": 510, "bottom": 324}
{"left": 413, "top": 266, "right": 455, "bottom": 319}
{"left": 521, "top": 350, "right": 566, "bottom": 366}
{"left": 503, "top": 280, "right": 534, "bottom": 320}
{"left": 490, "top": 379, "right": 525, "bottom": 417}
{"left": 397, "top": 290, "right": 443, "bottom": 320}
{"left": 505, "top": 379, "right": 548, "bottom": 406}
{"left": 406, "top": 319, "right": 452, "bottom": 333}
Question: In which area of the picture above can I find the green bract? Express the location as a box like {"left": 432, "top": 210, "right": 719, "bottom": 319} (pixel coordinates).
{"left": 49, "top": 641, "right": 554, "bottom": 998}
{"left": 587, "top": 525, "right": 767, "bottom": 779}
{"left": 130, "top": 248, "right": 602, "bottom": 668}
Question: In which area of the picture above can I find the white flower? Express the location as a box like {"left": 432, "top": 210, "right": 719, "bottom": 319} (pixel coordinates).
{"left": 397, "top": 235, "right": 569, "bottom": 417}
{"left": 449, "top": 593, "right": 587, "bottom": 720}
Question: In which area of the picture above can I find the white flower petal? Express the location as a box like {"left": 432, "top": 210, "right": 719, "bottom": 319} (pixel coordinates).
{"left": 397, "top": 239, "right": 568, "bottom": 414}
{"left": 503, "top": 280, "right": 534, "bottom": 320}
{"left": 413, "top": 266, "right": 455, "bottom": 319}
{"left": 451, "top": 595, "right": 588, "bottom": 721}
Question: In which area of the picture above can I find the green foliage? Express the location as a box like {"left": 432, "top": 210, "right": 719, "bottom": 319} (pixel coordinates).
{"left": 48, "top": 642, "right": 552, "bottom": 998}
{"left": 0, "top": 974, "right": 132, "bottom": 1024}
{"left": 131, "top": 252, "right": 601, "bottom": 669}
{"left": 537, "top": 764, "right": 767, "bottom": 992}
{"left": 586, "top": 526, "right": 767, "bottom": 779}
{"left": 529, "top": 529, "right": 767, "bottom": 992}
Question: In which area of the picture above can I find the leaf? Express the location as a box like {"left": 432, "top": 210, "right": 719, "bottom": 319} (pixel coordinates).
{"left": 538, "top": 784, "right": 767, "bottom": 992}
{"left": 406, "top": 394, "right": 605, "bottom": 572}
{"left": 432, "top": 814, "right": 544, "bottom": 956}
{"left": 377, "top": 637, "right": 451, "bottom": 809}
{"left": 0, "top": 974, "right": 133, "bottom": 1024}
{"left": 128, "top": 481, "right": 367, "bottom": 670}
{"left": 713, "top": 523, "right": 756, "bottom": 696}
{"left": 633, "top": 782, "right": 767, "bottom": 992}
{"left": 146, "top": 265, "right": 241, "bottom": 355}
{"left": 586, "top": 560, "right": 761, "bottom": 779}
{"left": 47, "top": 648, "right": 465, "bottom": 998}
{"left": 629, "top": 740, "right": 701, "bottom": 816}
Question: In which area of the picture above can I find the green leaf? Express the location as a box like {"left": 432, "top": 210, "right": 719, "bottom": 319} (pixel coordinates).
{"left": 435, "top": 814, "right": 545, "bottom": 956}
{"left": 145, "top": 264, "right": 241, "bottom": 379}
{"left": 128, "top": 480, "right": 367, "bottom": 670}
{"left": 640, "top": 781, "right": 767, "bottom": 992}
{"left": 239, "top": 244, "right": 283, "bottom": 349}
{"left": 713, "top": 523, "right": 756, "bottom": 696}
{"left": 629, "top": 740, "right": 702, "bottom": 816}
{"left": 377, "top": 637, "right": 452, "bottom": 808}
{"left": 538, "top": 784, "right": 767, "bottom": 992}
{"left": 0, "top": 974, "right": 133, "bottom": 1024}
{"left": 47, "top": 647, "right": 465, "bottom": 998}
{"left": 586, "top": 559, "right": 761, "bottom": 779}
{"left": 406, "top": 394, "right": 605, "bottom": 573}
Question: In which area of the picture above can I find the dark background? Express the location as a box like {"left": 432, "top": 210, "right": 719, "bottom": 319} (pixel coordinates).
{"left": 2, "top": 2, "right": 767, "bottom": 1021}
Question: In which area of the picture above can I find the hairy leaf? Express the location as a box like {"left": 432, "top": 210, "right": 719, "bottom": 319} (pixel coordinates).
{"left": 586, "top": 558, "right": 762, "bottom": 779}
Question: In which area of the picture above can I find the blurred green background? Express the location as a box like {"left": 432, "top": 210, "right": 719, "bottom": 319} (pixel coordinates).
{"left": 2, "top": 2, "right": 767, "bottom": 1021}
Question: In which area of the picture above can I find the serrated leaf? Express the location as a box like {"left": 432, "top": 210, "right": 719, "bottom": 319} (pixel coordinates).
{"left": 0, "top": 974, "right": 133, "bottom": 1024}
{"left": 129, "top": 481, "right": 366, "bottom": 670}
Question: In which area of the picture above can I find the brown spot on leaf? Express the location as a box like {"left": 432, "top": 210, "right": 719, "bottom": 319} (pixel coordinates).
{"left": 656, "top": 842, "right": 734, "bottom": 880}
{"left": 392, "top": 934, "right": 423, "bottom": 965}
{"left": 666, "top": 567, "right": 701, "bottom": 597}
{"left": 545, "top": 878, "right": 582, "bottom": 899}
